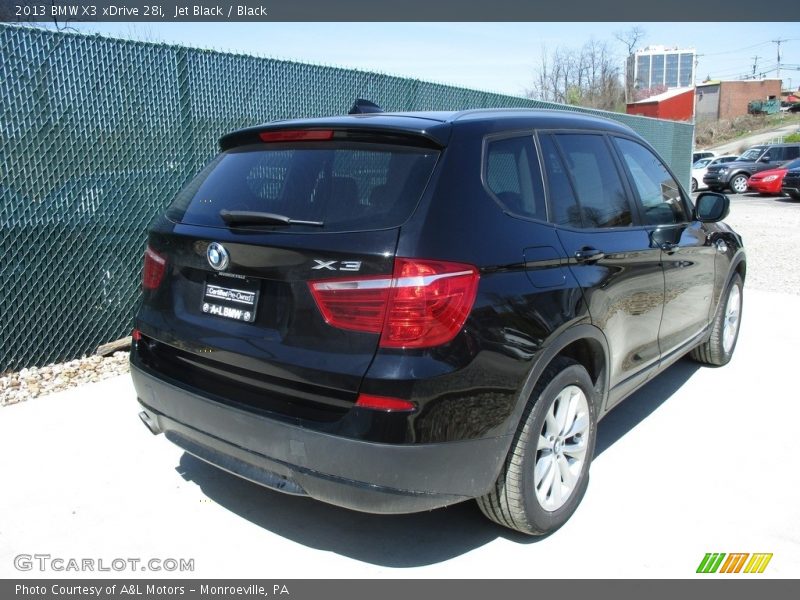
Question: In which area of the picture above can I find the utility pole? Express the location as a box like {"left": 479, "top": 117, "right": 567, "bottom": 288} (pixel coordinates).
{"left": 751, "top": 56, "right": 760, "bottom": 79}
{"left": 771, "top": 39, "right": 786, "bottom": 81}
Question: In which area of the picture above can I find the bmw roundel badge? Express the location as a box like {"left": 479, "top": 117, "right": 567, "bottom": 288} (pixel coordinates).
{"left": 207, "top": 242, "right": 230, "bottom": 271}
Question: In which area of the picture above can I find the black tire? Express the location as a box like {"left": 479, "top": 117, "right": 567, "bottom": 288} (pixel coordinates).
{"left": 690, "top": 273, "right": 743, "bottom": 366}
{"left": 477, "top": 357, "right": 597, "bottom": 536}
{"left": 729, "top": 174, "right": 749, "bottom": 194}
{"left": 691, "top": 178, "right": 698, "bottom": 192}
{"left": 789, "top": 192, "right": 800, "bottom": 201}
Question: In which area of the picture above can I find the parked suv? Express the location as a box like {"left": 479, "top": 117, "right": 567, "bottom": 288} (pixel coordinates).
{"left": 704, "top": 143, "right": 800, "bottom": 193}
{"left": 131, "top": 108, "right": 746, "bottom": 536}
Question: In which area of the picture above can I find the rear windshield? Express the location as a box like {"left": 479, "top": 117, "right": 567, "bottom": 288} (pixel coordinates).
{"left": 167, "top": 143, "right": 440, "bottom": 232}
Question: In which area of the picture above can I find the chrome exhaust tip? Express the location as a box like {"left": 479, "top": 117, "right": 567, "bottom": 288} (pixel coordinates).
{"left": 138, "top": 410, "right": 162, "bottom": 435}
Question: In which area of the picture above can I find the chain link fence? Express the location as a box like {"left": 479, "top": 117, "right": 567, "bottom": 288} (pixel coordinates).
{"left": 0, "top": 24, "right": 694, "bottom": 371}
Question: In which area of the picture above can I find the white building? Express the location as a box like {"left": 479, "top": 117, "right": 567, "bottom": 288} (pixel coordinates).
{"left": 627, "top": 46, "right": 696, "bottom": 91}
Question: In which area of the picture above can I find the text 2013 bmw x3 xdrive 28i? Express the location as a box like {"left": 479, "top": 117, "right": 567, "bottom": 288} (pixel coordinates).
{"left": 131, "top": 107, "right": 745, "bottom": 535}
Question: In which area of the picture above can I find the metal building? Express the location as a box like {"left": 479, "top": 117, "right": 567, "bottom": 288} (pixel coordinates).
{"left": 626, "top": 87, "right": 696, "bottom": 121}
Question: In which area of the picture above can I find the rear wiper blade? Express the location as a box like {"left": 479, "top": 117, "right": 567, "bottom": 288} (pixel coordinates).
{"left": 219, "top": 210, "right": 324, "bottom": 227}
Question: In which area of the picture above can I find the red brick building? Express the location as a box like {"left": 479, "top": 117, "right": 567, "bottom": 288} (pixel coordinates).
{"left": 695, "top": 80, "right": 782, "bottom": 122}
{"left": 626, "top": 87, "right": 695, "bottom": 121}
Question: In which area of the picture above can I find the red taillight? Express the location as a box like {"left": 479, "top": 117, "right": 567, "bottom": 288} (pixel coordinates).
{"left": 142, "top": 245, "right": 167, "bottom": 291}
{"left": 307, "top": 275, "right": 392, "bottom": 334}
{"left": 131, "top": 328, "right": 142, "bottom": 342}
{"left": 308, "top": 258, "right": 479, "bottom": 349}
{"left": 259, "top": 129, "right": 334, "bottom": 143}
{"left": 383, "top": 259, "right": 479, "bottom": 348}
{"left": 355, "top": 394, "right": 416, "bottom": 412}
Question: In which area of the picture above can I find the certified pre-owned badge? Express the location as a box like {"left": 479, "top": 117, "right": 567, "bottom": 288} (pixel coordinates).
{"left": 207, "top": 242, "right": 230, "bottom": 271}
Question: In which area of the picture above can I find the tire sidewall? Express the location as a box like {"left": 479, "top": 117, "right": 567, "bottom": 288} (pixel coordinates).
{"left": 715, "top": 273, "right": 744, "bottom": 363}
{"left": 518, "top": 364, "right": 598, "bottom": 533}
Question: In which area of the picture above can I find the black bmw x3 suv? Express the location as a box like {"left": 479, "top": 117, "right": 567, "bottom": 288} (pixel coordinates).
{"left": 131, "top": 107, "right": 746, "bottom": 535}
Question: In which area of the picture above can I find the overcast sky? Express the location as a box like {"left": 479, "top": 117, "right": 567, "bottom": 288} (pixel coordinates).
{"left": 53, "top": 22, "right": 800, "bottom": 96}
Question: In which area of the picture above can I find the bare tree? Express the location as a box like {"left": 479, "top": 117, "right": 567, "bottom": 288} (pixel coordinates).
{"left": 614, "top": 26, "right": 647, "bottom": 104}
{"left": 614, "top": 26, "right": 646, "bottom": 56}
{"left": 527, "top": 40, "right": 625, "bottom": 112}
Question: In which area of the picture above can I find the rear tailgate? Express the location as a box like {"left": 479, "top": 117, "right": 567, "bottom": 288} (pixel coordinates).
{"left": 137, "top": 227, "right": 397, "bottom": 422}
{"left": 135, "top": 133, "right": 441, "bottom": 423}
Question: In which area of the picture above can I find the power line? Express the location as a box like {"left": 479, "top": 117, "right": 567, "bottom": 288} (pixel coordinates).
{"left": 696, "top": 64, "right": 782, "bottom": 84}
{"left": 696, "top": 41, "right": 772, "bottom": 57}
{"left": 696, "top": 37, "right": 800, "bottom": 58}
{"left": 695, "top": 37, "right": 798, "bottom": 82}
{"left": 699, "top": 59, "right": 784, "bottom": 78}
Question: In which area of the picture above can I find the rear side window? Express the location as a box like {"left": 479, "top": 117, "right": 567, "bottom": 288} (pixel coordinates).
{"left": 167, "top": 143, "right": 439, "bottom": 232}
{"left": 783, "top": 146, "right": 800, "bottom": 161}
{"left": 549, "top": 134, "right": 633, "bottom": 228}
{"left": 484, "top": 135, "right": 546, "bottom": 221}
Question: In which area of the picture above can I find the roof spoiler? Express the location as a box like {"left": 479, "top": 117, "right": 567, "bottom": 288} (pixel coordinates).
{"left": 349, "top": 99, "right": 384, "bottom": 115}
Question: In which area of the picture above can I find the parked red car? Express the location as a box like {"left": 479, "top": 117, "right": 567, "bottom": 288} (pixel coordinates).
{"left": 748, "top": 158, "right": 800, "bottom": 195}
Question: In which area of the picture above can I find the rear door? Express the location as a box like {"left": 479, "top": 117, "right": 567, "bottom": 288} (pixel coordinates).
{"left": 539, "top": 132, "right": 665, "bottom": 402}
{"left": 136, "top": 134, "right": 440, "bottom": 420}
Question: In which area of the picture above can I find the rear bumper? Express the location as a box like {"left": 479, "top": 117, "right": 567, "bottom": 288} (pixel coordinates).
{"left": 782, "top": 183, "right": 800, "bottom": 195}
{"left": 131, "top": 362, "right": 511, "bottom": 514}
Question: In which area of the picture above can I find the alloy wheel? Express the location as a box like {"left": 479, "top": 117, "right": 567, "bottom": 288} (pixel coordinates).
{"left": 534, "top": 385, "right": 590, "bottom": 511}
{"left": 731, "top": 176, "right": 748, "bottom": 194}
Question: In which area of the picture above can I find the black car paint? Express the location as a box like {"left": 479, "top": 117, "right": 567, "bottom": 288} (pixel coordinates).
{"left": 132, "top": 109, "right": 745, "bottom": 513}
{"left": 783, "top": 166, "right": 800, "bottom": 199}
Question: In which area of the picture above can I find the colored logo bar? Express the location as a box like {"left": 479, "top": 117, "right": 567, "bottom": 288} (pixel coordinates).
{"left": 696, "top": 553, "right": 773, "bottom": 573}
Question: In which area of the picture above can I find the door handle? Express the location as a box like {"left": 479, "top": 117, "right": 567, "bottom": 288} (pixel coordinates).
{"left": 574, "top": 248, "right": 605, "bottom": 262}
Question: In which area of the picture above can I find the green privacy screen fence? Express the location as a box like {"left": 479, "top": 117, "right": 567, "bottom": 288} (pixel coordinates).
{"left": 0, "top": 25, "right": 695, "bottom": 371}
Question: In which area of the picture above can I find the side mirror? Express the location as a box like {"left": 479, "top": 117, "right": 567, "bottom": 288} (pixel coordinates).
{"left": 695, "top": 192, "right": 730, "bottom": 223}
{"left": 758, "top": 156, "right": 770, "bottom": 163}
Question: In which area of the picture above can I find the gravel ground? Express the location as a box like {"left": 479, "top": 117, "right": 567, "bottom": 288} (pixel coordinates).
{"left": 718, "top": 192, "right": 800, "bottom": 296}
{"left": 0, "top": 191, "right": 793, "bottom": 407}
{"left": 0, "top": 351, "right": 130, "bottom": 406}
